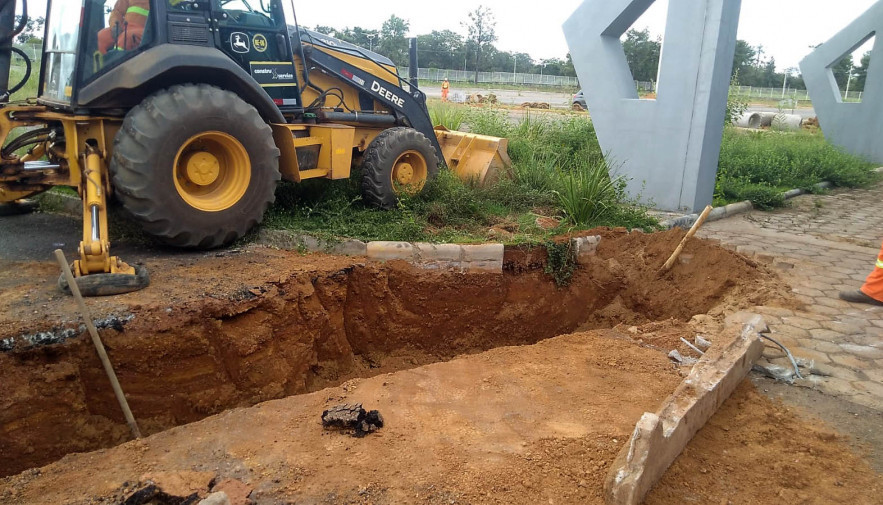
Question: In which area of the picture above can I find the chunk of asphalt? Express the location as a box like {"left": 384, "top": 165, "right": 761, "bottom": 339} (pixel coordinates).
{"left": 322, "top": 403, "right": 385, "bottom": 438}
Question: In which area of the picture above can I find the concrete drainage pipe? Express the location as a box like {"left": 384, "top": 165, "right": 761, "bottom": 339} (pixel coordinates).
{"left": 734, "top": 112, "right": 761, "bottom": 129}
{"left": 759, "top": 112, "right": 776, "bottom": 127}
{"left": 771, "top": 114, "right": 804, "bottom": 131}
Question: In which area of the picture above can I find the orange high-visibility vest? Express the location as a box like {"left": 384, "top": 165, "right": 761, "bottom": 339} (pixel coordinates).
{"left": 109, "top": 0, "right": 150, "bottom": 28}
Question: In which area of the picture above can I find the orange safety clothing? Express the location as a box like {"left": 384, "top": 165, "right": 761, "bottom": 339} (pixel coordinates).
{"left": 109, "top": 0, "right": 150, "bottom": 29}
{"left": 441, "top": 80, "right": 450, "bottom": 101}
{"left": 98, "top": 0, "right": 149, "bottom": 54}
{"left": 860, "top": 242, "right": 883, "bottom": 302}
{"left": 98, "top": 24, "right": 145, "bottom": 53}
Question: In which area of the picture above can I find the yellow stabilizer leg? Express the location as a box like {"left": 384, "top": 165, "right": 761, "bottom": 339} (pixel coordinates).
{"left": 61, "top": 146, "right": 149, "bottom": 297}
{"left": 434, "top": 126, "right": 513, "bottom": 186}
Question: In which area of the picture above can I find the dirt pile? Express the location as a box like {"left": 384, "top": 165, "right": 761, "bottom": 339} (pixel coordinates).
{"left": 0, "top": 229, "right": 789, "bottom": 477}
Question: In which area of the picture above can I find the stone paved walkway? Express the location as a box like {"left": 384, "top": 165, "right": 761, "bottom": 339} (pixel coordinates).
{"left": 699, "top": 183, "right": 883, "bottom": 411}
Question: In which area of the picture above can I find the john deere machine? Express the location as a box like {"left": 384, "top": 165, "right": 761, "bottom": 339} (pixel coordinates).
{"left": 0, "top": 0, "right": 510, "bottom": 295}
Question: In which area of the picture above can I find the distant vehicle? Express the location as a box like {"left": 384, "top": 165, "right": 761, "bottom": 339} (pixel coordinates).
{"left": 572, "top": 90, "right": 587, "bottom": 111}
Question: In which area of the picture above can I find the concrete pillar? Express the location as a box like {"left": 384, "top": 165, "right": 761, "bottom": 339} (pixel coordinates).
{"left": 564, "top": 0, "right": 742, "bottom": 213}
{"left": 800, "top": 1, "right": 883, "bottom": 164}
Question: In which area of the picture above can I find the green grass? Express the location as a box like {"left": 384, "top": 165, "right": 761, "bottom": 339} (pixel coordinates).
{"left": 428, "top": 102, "right": 466, "bottom": 130}
{"left": 9, "top": 65, "right": 39, "bottom": 102}
{"left": 715, "top": 128, "right": 878, "bottom": 208}
{"left": 265, "top": 105, "right": 658, "bottom": 244}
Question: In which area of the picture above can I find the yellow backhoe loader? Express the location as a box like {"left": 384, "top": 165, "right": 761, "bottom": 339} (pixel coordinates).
{"left": 0, "top": 0, "right": 510, "bottom": 295}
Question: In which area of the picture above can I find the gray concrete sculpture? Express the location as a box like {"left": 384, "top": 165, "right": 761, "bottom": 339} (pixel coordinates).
{"left": 800, "top": 2, "right": 883, "bottom": 164}
{"left": 564, "top": 0, "right": 742, "bottom": 212}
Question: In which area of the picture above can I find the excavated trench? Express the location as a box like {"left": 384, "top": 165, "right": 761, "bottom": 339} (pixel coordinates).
{"left": 0, "top": 230, "right": 784, "bottom": 478}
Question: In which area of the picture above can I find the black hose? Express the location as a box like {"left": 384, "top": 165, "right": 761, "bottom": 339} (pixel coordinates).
{"left": 1, "top": 127, "right": 50, "bottom": 156}
{"left": 7, "top": 46, "right": 30, "bottom": 94}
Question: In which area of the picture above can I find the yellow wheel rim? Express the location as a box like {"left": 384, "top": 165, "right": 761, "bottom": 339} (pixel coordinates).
{"left": 173, "top": 132, "right": 251, "bottom": 213}
{"left": 391, "top": 150, "right": 428, "bottom": 195}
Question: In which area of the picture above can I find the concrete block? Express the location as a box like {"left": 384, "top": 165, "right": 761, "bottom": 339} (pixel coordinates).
{"left": 800, "top": 2, "right": 883, "bottom": 164}
{"left": 564, "top": 0, "right": 743, "bottom": 212}
{"left": 366, "top": 241, "right": 416, "bottom": 261}
{"left": 461, "top": 244, "right": 505, "bottom": 262}
{"left": 331, "top": 240, "right": 368, "bottom": 257}
{"left": 414, "top": 243, "right": 463, "bottom": 262}
{"left": 605, "top": 324, "right": 765, "bottom": 505}
{"left": 464, "top": 260, "right": 504, "bottom": 274}
{"left": 572, "top": 235, "right": 602, "bottom": 263}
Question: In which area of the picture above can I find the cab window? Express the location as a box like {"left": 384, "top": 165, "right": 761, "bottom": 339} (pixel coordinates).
{"left": 218, "top": 0, "right": 276, "bottom": 28}
{"left": 80, "top": 0, "right": 154, "bottom": 83}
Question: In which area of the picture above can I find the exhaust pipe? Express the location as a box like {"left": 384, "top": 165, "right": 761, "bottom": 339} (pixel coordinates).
{"left": 408, "top": 37, "right": 418, "bottom": 89}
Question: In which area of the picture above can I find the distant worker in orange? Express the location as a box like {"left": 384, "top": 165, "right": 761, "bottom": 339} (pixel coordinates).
{"left": 441, "top": 78, "right": 450, "bottom": 102}
{"left": 840, "top": 242, "right": 883, "bottom": 306}
{"left": 97, "top": 0, "right": 150, "bottom": 54}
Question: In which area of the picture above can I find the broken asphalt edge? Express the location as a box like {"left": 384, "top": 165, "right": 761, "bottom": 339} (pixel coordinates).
{"left": 604, "top": 315, "right": 767, "bottom": 505}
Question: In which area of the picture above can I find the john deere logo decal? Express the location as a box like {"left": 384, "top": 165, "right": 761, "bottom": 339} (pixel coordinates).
{"left": 253, "top": 34, "right": 268, "bottom": 53}
{"left": 231, "top": 32, "right": 250, "bottom": 53}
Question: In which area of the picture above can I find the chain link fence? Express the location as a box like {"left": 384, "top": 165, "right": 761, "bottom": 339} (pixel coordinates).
{"left": 403, "top": 67, "right": 580, "bottom": 87}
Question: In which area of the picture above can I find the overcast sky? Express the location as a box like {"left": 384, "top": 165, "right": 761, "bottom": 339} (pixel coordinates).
{"left": 18, "top": 0, "right": 882, "bottom": 70}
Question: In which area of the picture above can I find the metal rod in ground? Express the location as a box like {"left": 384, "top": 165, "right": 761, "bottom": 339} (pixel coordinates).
{"left": 53, "top": 249, "right": 142, "bottom": 439}
{"left": 660, "top": 205, "right": 714, "bottom": 273}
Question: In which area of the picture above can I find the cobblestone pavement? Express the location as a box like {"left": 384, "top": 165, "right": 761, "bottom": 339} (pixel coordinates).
{"left": 699, "top": 183, "right": 883, "bottom": 411}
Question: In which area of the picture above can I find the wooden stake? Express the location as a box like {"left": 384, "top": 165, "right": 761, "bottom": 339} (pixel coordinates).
{"left": 660, "top": 206, "right": 714, "bottom": 273}
{"left": 54, "top": 250, "right": 142, "bottom": 439}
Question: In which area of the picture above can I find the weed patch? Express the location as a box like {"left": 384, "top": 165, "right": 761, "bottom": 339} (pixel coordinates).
{"left": 264, "top": 107, "right": 656, "bottom": 244}
{"left": 716, "top": 128, "right": 877, "bottom": 207}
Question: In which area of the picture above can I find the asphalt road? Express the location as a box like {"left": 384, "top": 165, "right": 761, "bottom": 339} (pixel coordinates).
{"left": 424, "top": 86, "right": 575, "bottom": 109}
{"left": 748, "top": 106, "right": 817, "bottom": 119}
{"left": 0, "top": 211, "right": 81, "bottom": 262}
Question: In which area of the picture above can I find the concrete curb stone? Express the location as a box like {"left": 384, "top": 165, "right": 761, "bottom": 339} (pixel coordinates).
{"left": 604, "top": 315, "right": 767, "bottom": 505}
{"left": 571, "top": 235, "right": 602, "bottom": 264}
{"left": 366, "top": 241, "right": 417, "bottom": 261}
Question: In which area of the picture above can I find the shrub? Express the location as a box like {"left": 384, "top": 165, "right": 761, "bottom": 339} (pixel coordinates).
{"left": 428, "top": 102, "right": 466, "bottom": 130}
{"left": 555, "top": 157, "right": 623, "bottom": 226}
{"left": 716, "top": 128, "right": 877, "bottom": 207}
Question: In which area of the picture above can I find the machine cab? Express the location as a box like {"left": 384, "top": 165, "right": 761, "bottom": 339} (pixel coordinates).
{"left": 39, "top": 0, "right": 301, "bottom": 111}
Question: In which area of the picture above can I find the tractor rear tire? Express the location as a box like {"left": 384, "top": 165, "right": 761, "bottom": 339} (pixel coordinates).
{"left": 110, "top": 84, "right": 280, "bottom": 248}
{"left": 361, "top": 127, "right": 439, "bottom": 210}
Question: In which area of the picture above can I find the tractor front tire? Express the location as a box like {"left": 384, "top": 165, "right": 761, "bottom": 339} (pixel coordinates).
{"left": 110, "top": 84, "right": 280, "bottom": 248}
{"left": 361, "top": 127, "right": 439, "bottom": 209}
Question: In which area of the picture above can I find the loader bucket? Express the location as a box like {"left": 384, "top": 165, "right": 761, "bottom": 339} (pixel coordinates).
{"left": 434, "top": 126, "right": 512, "bottom": 186}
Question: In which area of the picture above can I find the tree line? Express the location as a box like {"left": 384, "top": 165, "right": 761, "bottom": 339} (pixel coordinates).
{"left": 314, "top": 7, "right": 577, "bottom": 81}
{"left": 624, "top": 28, "right": 872, "bottom": 93}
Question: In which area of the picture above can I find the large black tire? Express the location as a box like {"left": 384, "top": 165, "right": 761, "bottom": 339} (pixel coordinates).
{"left": 110, "top": 84, "right": 280, "bottom": 248}
{"left": 361, "top": 127, "right": 439, "bottom": 210}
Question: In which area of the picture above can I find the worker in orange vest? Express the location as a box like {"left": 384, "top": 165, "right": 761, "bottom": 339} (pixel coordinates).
{"left": 441, "top": 78, "right": 450, "bottom": 102}
{"left": 840, "top": 243, "right": 883, "bottom": 306}
{"left": 97, "top": 0, "right": 151, "bottom": 54}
